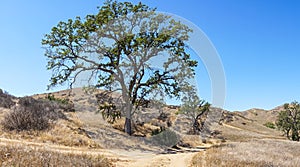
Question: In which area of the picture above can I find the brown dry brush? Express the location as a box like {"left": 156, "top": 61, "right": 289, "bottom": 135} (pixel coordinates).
{"left": 1, "top": 97, "right": 68, "bottom": 131}
{"left": 0, "top": 89, "right": 15, "bottom": 109}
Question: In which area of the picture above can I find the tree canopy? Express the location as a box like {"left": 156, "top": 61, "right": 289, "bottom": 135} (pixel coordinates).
{"left": 276, "top": 101, "right": 300, "bottom": 141}
{"left": 42, "top": 0, "right": 198, "bottom": 135}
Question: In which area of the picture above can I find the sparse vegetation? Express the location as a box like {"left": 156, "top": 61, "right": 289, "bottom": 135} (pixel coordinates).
{"left": 0, "top": 112, "right": 101, "bottom": 148}
{"left": 46, "top": 93, "right": 68, "bottom": 105}
{"left": 276, "top": 101, "right": 300, "bottom": 141}
{"left": 0, "top": 144, "right": 112, "bottom": 167}
{"left": 45, "top": 94, "right": 75, "bottom": 112}
{"left": 192, "top": 139, "right": 300, "bottom": 167}
{"left": 264, "top": 122, "right": 276, "bottom": 129}
{"left": 1, "top": 97, "right": 67, "bottom": 131}
{"left": 0, "top": 89, "right": 298, "bottom": 166}
{"left": 0, "top": 89, "right": 15, "bottom": 108}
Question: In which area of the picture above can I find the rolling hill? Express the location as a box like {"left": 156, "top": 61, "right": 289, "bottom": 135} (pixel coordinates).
{"left": 0, "top": 88, "right": 298, "bottom": 166}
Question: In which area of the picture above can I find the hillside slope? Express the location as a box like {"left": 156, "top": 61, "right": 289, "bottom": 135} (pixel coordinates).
{"left": 0, "top": 88, "right": 293, "bottom": 166}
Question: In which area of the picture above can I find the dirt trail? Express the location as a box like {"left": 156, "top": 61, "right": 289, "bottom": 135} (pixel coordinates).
{"left": 114, "top": 150, "right": 199, "bottom": 167}
{"left": 222, "top": 123, "right": 243, "bottom": 130}
{"left": 0, "top": 137, "right": 204, "bottom": 167}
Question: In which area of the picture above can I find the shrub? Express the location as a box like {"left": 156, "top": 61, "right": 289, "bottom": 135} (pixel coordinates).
{"left": 0, "top": 89, "right": 15, "bottom": 108}
{"left": 151, "top": 127, "right": 165, "bottom": 136}
{"left": 2, "top": 107, "right": 49, "bottom": 131}
{"left": 150, "top": 129, "right": 180, "bottom": 147}
{"left": 264, "top": 122, "right": 276, "bottom": 129}
{"left": 46, "top": 94, "right": 67, "bottom": 105}
{"left": 96, "top": 92, "right": 122, "bottom": 124}
{"left": 45, "top": 94, "right": 75, "bottom": 112}
{"left": 1, "top": 97, "right": 67, "bottom": 131}
{"left": 157, "top": 112, "right": 170, "bottom": 122}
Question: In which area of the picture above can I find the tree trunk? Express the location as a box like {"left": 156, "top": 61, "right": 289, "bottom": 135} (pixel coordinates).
{"left": 286, "top": 129, "right": 291, "bottom": 139}
{"left": 124, "top": 117, "right": 132, "bottom": 135}
{"left": 192, "top": 120, "right": 199, "bottom": 135}
{"left": 291, "top": 129, "right": 299, "bottom": 141}
{"left": 124, "top": 102, "right": 133, "bottom": 135}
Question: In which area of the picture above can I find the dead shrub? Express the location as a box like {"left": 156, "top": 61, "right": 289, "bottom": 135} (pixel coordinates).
{"left": 1, "top": 97, "right": 67, "bottom": 131}
{"left": 0, "top": 90, "right": 15, "bottom": 108}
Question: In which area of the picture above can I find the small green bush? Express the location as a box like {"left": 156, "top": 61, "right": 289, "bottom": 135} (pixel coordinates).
{"left": 46, "top": 94, "right": 69, "bottom": 105}
{"left": 45, "top": 94, "right": 75, "bottom": 112}
{"left": 151, "top": 129, "right": 180, "bottom": 147}
{"left": 264, "top": 122, "right": 276, "bottom": 129}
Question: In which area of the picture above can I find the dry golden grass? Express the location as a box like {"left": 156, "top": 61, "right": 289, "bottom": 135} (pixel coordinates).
{"left": 0, "top": 112, "right": 100, "bottom": 148}
{"left": 217, "top": 115, "right": 284, "bottom": 142}
{"left": 38, "top": 119, "right": 100, "bottom": 148}
{"left": 192, "top": 139, "right": 300, "bottom": 167}
{"left": 0, "top": 143, "right": 113, "bottom": 166}
{"left": 3, "top": 89, "right": 296, "bottom": 167}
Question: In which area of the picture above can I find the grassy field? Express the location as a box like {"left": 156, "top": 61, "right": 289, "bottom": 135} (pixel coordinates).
{"left": 0, "top": 143, "right": 113, "bottom": 167}
{"left": 192, "top": 139, "right": 300, "bottom": 167}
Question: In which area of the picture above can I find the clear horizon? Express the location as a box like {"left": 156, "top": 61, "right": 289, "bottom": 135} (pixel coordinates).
{"left": 0, "top": 0, "right": 299, "bottom": 111}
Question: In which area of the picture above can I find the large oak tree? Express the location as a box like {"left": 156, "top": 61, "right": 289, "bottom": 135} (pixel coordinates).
{"left": 42, "top": 0, "right": 197, "bottom": 135}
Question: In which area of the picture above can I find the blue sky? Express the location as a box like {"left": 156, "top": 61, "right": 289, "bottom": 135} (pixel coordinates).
{"left": 0, "top": 0, "right": 299, "bottom": 111}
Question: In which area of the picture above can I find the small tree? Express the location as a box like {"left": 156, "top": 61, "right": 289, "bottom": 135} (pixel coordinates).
{"left": 180, "top": 87, "right": 210, "bottom": 134}
{"left": 276, "top": 101, "right": 300, "bottom": 141}
{"left": 42, "top": 1, "right": 197, "bottom": 135}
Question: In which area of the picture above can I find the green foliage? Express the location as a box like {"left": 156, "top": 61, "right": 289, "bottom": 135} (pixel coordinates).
{"left": 99, "top": 103, "right": 121, "bottom": 124}
{"left": 46, "top": 94, "right": 69, "bottom": 105}
{"left": 45, "top": 94, "right": 75, "bottom": 112}
{"left": 263, "top": 122, "right": 276, "bottom": 129}
{"left": 276, "top": 101, "right": 300, "bottom": 141}
{"left": 180, "top": 86, "right": 210, "bottom": 134}
{"left": 151, "top": 129, "right": 180, "bottom": 147}
{"left": 96, "top": 92, "right": 121, "bottom": 124}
